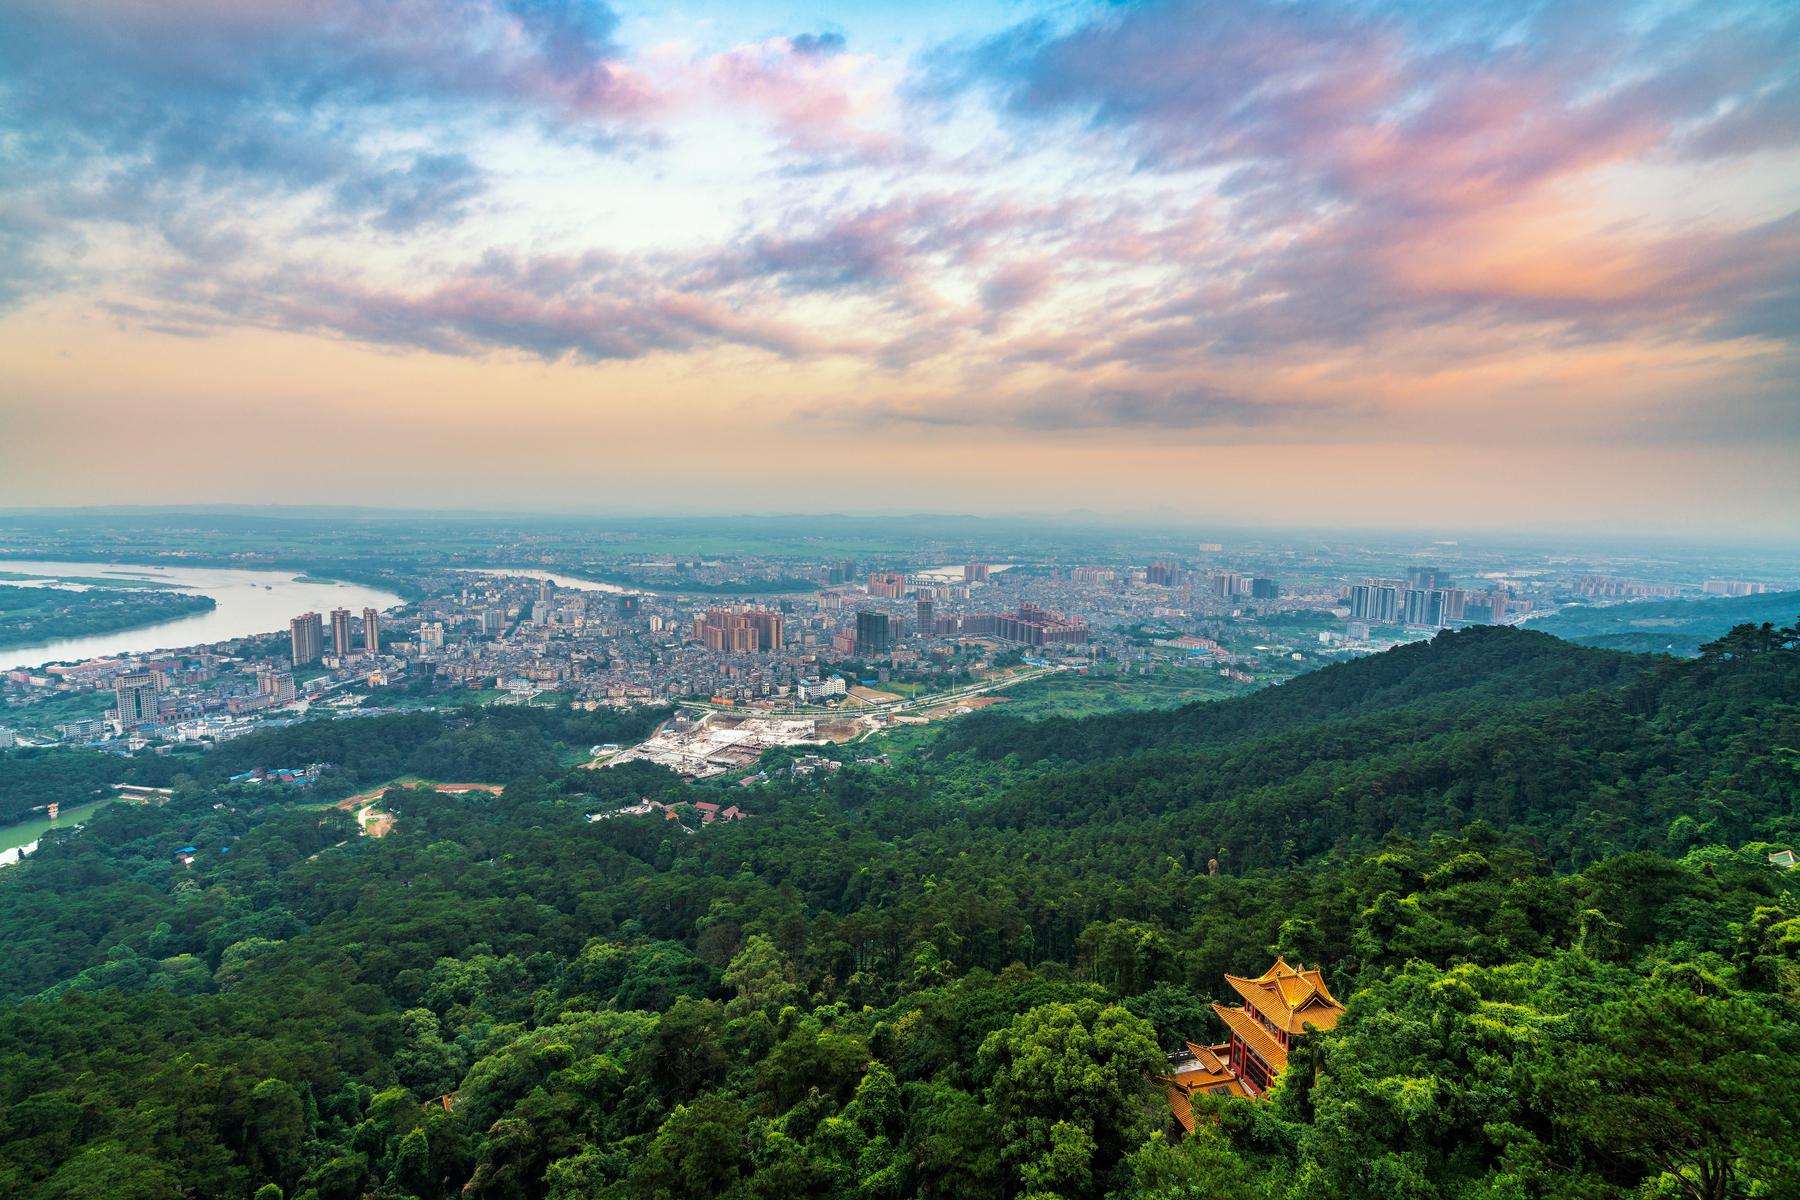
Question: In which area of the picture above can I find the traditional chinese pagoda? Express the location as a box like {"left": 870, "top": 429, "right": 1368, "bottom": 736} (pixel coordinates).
{"left": 1164, "top": 958, "right": 1346, "bottom": 1131}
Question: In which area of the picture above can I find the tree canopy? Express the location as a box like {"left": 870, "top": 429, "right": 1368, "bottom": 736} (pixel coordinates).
{"left": 0, "top": 622, "right": 1796, "bottom": 1199}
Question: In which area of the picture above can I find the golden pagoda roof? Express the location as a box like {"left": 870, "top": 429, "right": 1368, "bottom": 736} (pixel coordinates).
{"left": 1162, "top": 1043, "right": 1234, "bottom": 1086}
{"left": 1223, "top": 957, "right": 1345, "bottom": 1036}
{"left": 1212, "top": 1003, "right": 1288, "bottom": 1072}
{"left": 1161, "top": 1039, "right": 1248, "bottom": 1131}
{"left": 1166, "top": 1084, "right": 1196, "bottom": 1134}
{"left": 1184, "top": 1041, "right": 1230, "bottom": 1074}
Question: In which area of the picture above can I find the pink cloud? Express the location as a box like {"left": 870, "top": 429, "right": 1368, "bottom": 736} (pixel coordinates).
{"left": 687, "top": 34, "right": 903, "bottom": 163}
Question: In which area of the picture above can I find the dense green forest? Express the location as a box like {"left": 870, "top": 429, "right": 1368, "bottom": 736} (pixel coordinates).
{"left": 0, "top": 585, "right": 217, "bottom": 649}
{"left": 0, "top": 625, "right": 1796, "bottom": 1199}
{"left": 0, "top": 704, "right": 670, "bottom": 828}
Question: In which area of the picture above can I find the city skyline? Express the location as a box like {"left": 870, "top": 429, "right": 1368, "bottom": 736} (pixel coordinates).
{"left": 2, "top": 0, "right": 1796, "bottom": 534}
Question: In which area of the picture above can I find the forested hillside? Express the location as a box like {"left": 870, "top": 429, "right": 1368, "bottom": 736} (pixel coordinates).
{"left": 0, "top": 584, "right": 217, "bottom": 650}
{"left": 937, "top": 624, "right": 1651, "bottom": 766}
{"left": 0, "top": 626, "right": 1795, "bottom": 1200}
{"left": 0, "top": 703, "right": 672, "bottom": 826}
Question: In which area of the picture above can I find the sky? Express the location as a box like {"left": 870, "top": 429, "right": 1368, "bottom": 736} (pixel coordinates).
{"left": 0, "top": 0, "right": 1796, "bottom": 536}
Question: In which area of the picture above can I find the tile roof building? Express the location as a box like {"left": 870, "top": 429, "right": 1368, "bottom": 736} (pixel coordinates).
{"left": 1163, "top": 958, "right": 1346, "bottom": 1132}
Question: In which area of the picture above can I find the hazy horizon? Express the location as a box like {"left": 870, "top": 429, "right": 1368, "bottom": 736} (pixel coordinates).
{"left": 2, "top": 502, "right": 1798, "bottom": 558}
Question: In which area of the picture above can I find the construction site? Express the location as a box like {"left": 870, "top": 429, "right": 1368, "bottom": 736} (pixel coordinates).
{"left": 603, "top": 712, "right": 860, "bottom": 779}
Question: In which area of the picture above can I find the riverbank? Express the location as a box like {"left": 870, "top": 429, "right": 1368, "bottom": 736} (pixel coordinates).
{"left": 0, "top": 560, "right": 402, "bottom": 671}
{"left": 0, "top": 796, "right": 116, "bottom": 867}
{"left": 0, "top": 585, "right": 217, "bottom": 651}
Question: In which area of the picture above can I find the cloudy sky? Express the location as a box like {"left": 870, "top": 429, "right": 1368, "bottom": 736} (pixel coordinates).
{"left": 1, "top": 0, "right": 1795, "bottom": 534}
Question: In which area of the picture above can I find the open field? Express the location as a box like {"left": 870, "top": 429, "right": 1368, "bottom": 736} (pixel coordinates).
{"left": 846, "top": 685, "right": 905, "bottom": 704}
{"left": 338, "top": 778, "right": 505, "bottom": 805}
{"left": 986, "top": 671, "right": 1249, "bottom": 720}
{"left": 917, "top": 694, "right": 1011, "bottom": 720}
{"left": 865, "top": 679, "right": 927, "bottom": 697}
{"left": 335, "top": 778, "right": 505, "bottom": 838}
{"left": 1, "top": 688, "right": 113, "bottom": 733}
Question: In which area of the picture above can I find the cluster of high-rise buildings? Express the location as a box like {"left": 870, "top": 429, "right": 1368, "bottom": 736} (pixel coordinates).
{"left": 1574, "top": 576, "right": 1683, "bottom": 599}
{"left": 290, "top": 607, "right": 382, "bottom": 665}
{"left": 1346, "top": 567, "right": 1513, "bottom": 629}
{"left": 1703, "top": 579, "right": 1774, "bottom": 596}
{"left": 831, "top": 602, "right": 1093, "bottom": 656}
{"left": 12, "top": 534, "right": 1792, "bottom": 755}
{"left": 939, "top": 602, "right": 1090, "bottom": 647}
{"left": 837, "top": 568, "right": 1091, "bottom": 656}
{"left": 866, "top": 572, "right": 908, "bottom": 599}
{"left": 1144, "top": 563, "right": 1278, "bottom": 599}
{"left": 99, "top": 652, "right": 306, "bottom": 737}
{"left": 408, "top": 575, "right": 864, "bottom": 706}
{"left": 94, "top": 604, "right": 394, "bottom": 735}
{"left": 691, "top": 607, "right": 784, "bottom": 652}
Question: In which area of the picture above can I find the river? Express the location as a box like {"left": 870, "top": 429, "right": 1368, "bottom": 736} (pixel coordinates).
{"left": 0, "top": 796, "right": 116, "bottom": 867}
{"left": 1, "top": 560, "right": 404, "bottom": 671}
